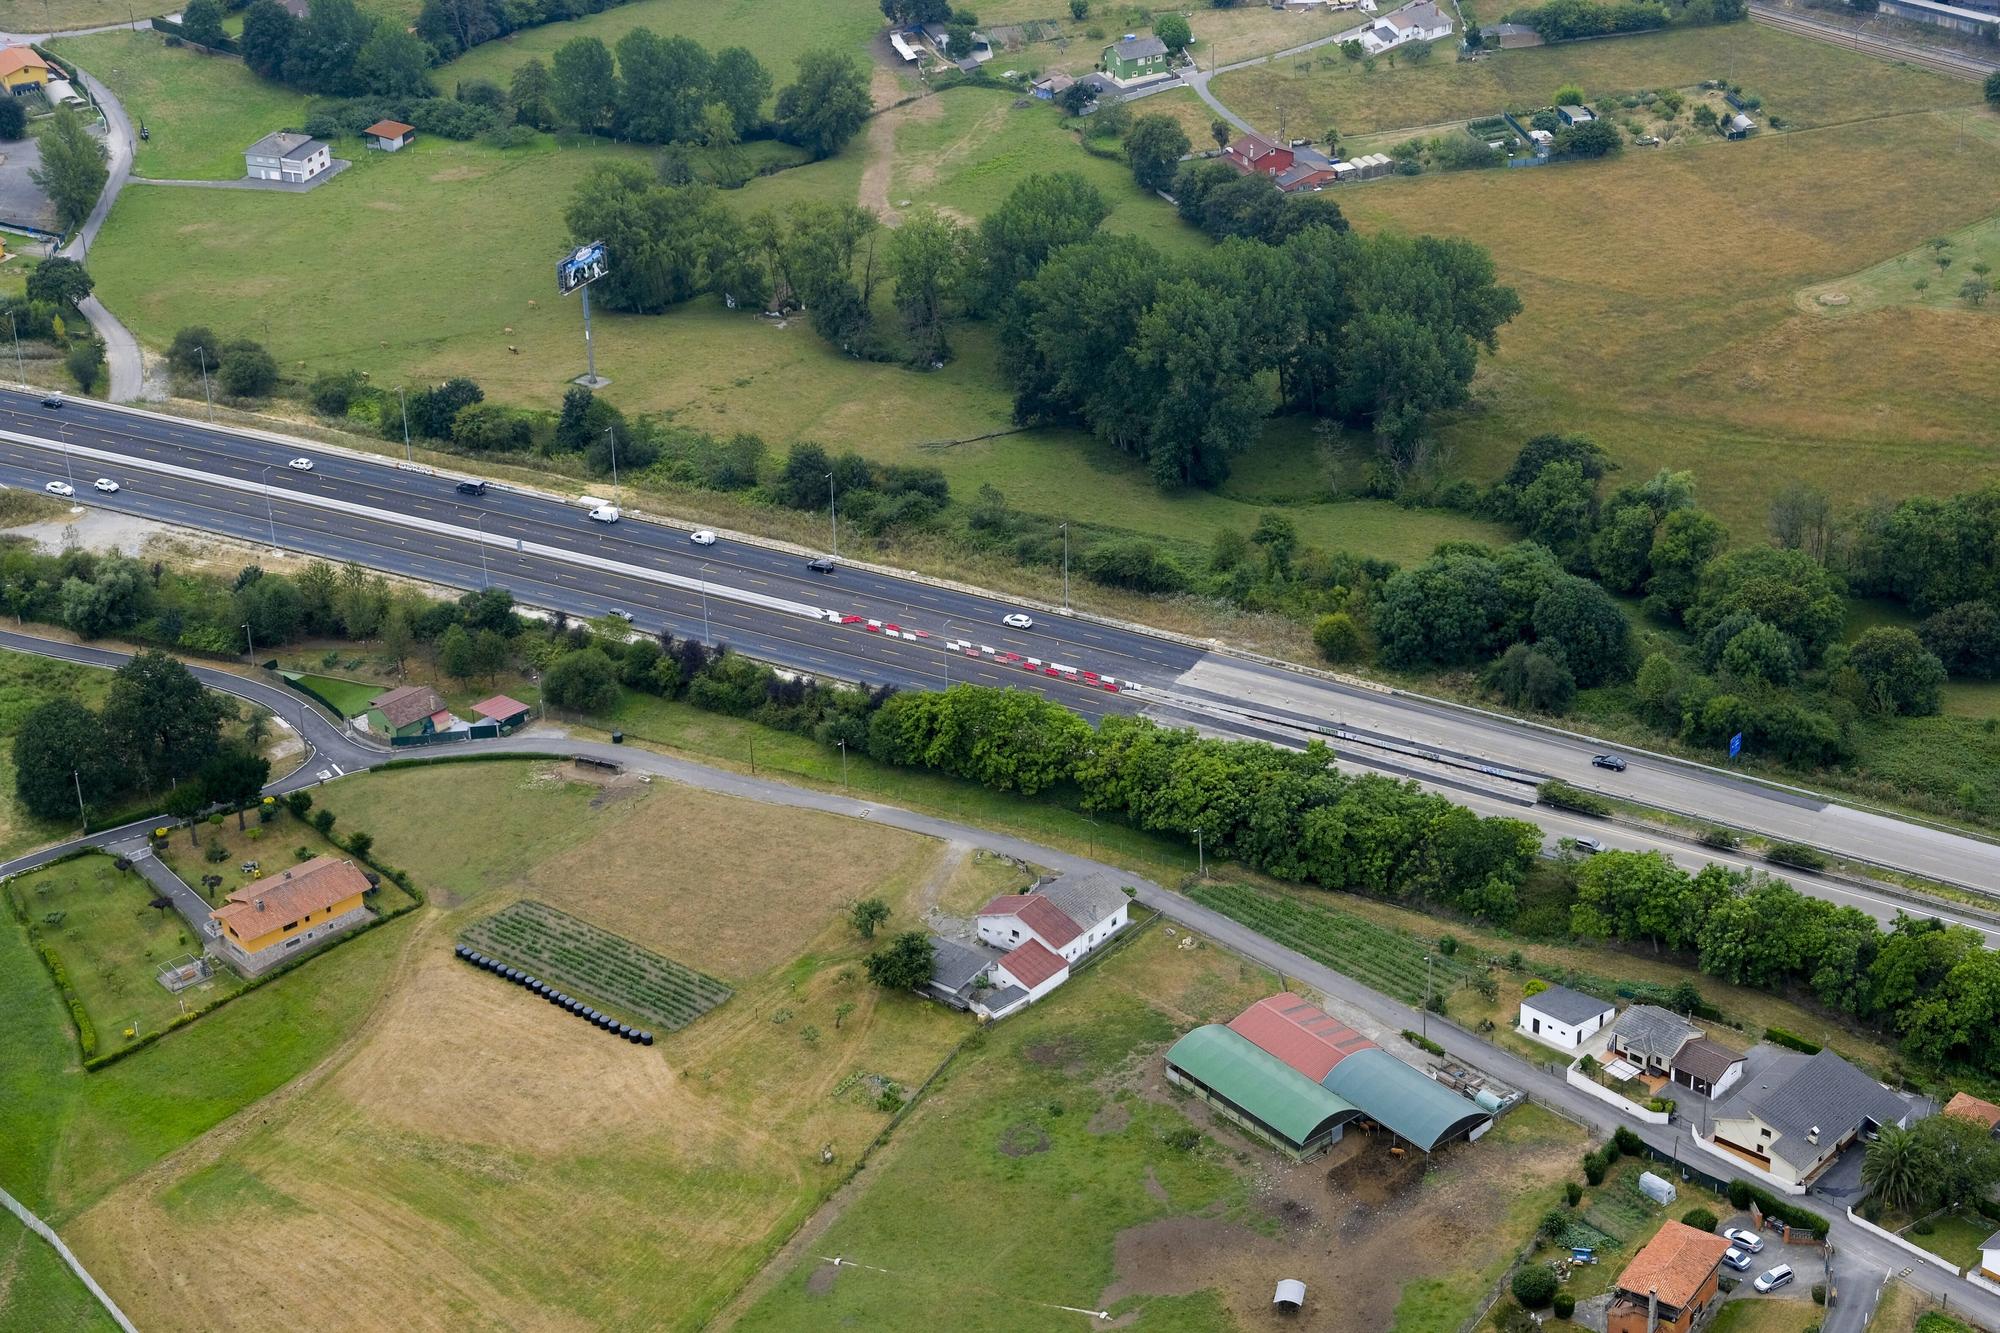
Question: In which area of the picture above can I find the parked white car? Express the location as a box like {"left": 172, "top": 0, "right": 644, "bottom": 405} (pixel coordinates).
{"left": 94, "top": 478, "right": 120, "bottom": 493}
{"left": 689, "top": 529, "right": 717, "bottom": 546}
{"left": 1752, "top": 1264, "right": 1794, "bottom": 1294}
{"left": 1722, "top": 1227, "right": 1764, "bottom": 1254}
{"left": 289, "top": 457, "right": 314, "bottom": 471}
{"left": 1721, "top": 1248, "right": 1752, "bottom": 1272}
{"left": 44, "top": 480, "right": 74, "bottom": 497}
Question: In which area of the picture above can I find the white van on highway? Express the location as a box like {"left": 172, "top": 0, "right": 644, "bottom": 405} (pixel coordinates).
{"left": 588, "top": 504, "right": 621, "bottom": 523}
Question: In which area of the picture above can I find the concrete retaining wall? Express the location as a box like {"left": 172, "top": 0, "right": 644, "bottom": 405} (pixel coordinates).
{"left": 1843, "top": 1208, "right": 1962, "bottom": 1276}
{"left": 1565, "top": 1063, "right": 1671, "bottom": 1124}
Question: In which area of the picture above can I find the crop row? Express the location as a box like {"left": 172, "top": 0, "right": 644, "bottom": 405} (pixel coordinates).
{"left": 462, "top": 900, "right": 730, "bottom": 1030}
{"left": 1191, "top": 884, "right": 1472, "bottom": 1005}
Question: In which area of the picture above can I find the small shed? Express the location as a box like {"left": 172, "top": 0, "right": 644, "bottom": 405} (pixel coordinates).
{"left": 1557, "top": 104, "right": 1595, "bottom": 126}
{"left": 363, "top": 119, "right": 415, "bottom": 151}
{"left": 1274, "top": 1279, "right": 1306, "bottom": 1313}
{"left": 1722, "top": 112, "right": 1755, "bottom": 140}
{"left": 1638, "top": 1170, "right": 1677, "bottom": 1206}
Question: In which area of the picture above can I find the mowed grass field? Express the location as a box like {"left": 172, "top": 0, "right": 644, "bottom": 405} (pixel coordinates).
{"left": 0, "top": 1212, "right": 117, "bottom": 1333}
{"left": 1212, "top": 22, "right": 1980, "bottom": 136}
{"left": 0, "top": 653, "right": 110, "bottom": 859}
{"left": 441, "top": 0, "right": 885, "bottom": 104}
{"left": 48, "top": 32, "right": 319, "bottom": 181}
{"left": 62, "top": 759, "right": 976, "bottom": 1332}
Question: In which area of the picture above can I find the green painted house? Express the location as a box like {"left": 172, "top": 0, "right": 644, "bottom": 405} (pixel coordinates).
{"left": 1100, "top": 34, "right": 1171, "bottom": 84}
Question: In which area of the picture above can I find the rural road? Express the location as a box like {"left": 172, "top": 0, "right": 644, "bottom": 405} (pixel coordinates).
{"left": 1, "top": 630, "right": 1995, "bottom": 1331}
{"left": 5, "top": 389, "right": 2000, "bottom": 915}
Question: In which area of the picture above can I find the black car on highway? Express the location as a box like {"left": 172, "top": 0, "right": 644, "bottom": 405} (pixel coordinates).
{"left": 1591, "top": 754, "right": 1627, "bottom": 772}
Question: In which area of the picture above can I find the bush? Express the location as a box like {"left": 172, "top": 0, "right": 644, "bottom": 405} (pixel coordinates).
{"left": 0, "top": 96, "right": 24, "bottom": 141}
{"left": 1523, "top": 977, "right": 1549, "bottom": 996}
{"left": 1681, "top": 1207, "right": 1718, "bottom": 1232}
{"left": 1728, "top": 1179, "right": 1752, "bottom": 1209}
{"left": 1401, "top": 1028, "right": 1446, "bottom": 1056}
{"left": 1612, "top": 1127, "right": 1642, "bottom": 1157}
{"left": 1765, "top": 841, "right": 1828, "bottom": 871}
{"left": 1565, "top": 1180, "right": 1583, "bottom": 1206}
{"left": 1312, "top": 611, "right": 1363, "bottom": 663}
{"left": 218, "top": 339, "right": 279, "bottom": 397}
{"left": 1763, "top": 1026, "right": 1822, "bottom": 1055}
{"left": 1511, "top": 1264, "right": 1557, "bottom": 1309}
{"left": 1811, "top": 1282, "right": 1826, "bottom": 1305}
{"left": 1583, "top": 1149, "right": 1608, "bottom": 1185}
{"left": 1552, "top": 1291, "right": 1575, "bottom": 1320}
{"left": 65, "top": 339, "right": 105, "bottom": 393}
{"left": 1537, "top": 780, "right": 1611, "bottom": 816}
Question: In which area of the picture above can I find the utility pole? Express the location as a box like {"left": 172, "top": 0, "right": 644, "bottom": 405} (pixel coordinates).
{"left": 474, "top": 512, "right": 489, "bottom": 589}
{"left": 396, "top": 386, "right": 412, "bottom": 463}
{"left": 604, "top": 425, "right": 620, "bottom": 500}
{"left": 826, "top": 472, "right": 839, "bottom": 559}
{"left": 242, "top": 621, "right": 255, "bottom": 666}
{"left": 1194, "top": 826, "right": 1206, "bottom": 878}
{"left": 1422, "top": 953, "right": 1435, "bottom": 1038}
{"left": 73, "top": 769, "right": 86, "bottom": 832}
{"left": 197, "top": 345, "right": 214, "bottom": 421}
{"left": 9, "top": 311, "right": 21, "bottom": 387}
{"left": 1060, "top": 521, "right": 1071, "bottom": 613}
{"left": 837, "top": 738, "right": 849, "bottom": 788}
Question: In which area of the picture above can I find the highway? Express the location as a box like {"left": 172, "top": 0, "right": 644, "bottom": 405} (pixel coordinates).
{"left": 6, "top": 387, "right": 2000, "bottom": 904}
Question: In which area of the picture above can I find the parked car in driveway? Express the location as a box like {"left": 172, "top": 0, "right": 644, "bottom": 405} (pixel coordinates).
{"left": 1752, "top": 1264, "right": 1793, "bottom": 1293}
{"left": 1592, "top": 754, "right": 1627, "bottom": 771}
{"left": 1721, "top": 1247, "right": 1752, "bottom": 1272}
{"left": 1722, "top": 1227, "right": 1763, "bottom": 1254}
{"left": 44, "top": 480, "right": 73, "bottom": 496}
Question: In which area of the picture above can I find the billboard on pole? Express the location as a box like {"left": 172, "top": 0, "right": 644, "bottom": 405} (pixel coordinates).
{"left": 557, "top": 241, "right": 609, "bottom": 296}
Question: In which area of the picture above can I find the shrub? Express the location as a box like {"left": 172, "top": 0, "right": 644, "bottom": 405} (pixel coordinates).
{"left": 1539, "top": 1205, "right": 1571, "bottom": 1239}
{"left": 1811, "top": 1282, "right": 1826, "bottom": 1305}
{"left": 1699, "top": 826, "right": 1740, "bottom": 849}
{"left": 1537, "top": 780, "right": 1611, "bottom": 816}
{"left": 1728, "top": 1179, "right": 1752, "bottom": 1209}
{"left": 1766, "top": 841, "right": 1828, "bottom": 871}
{"left": 1583, "top": 1149, "right": 1608, "bottom": 1185}
{"left": 1552, "top": 1291, "right": 1575, "bottom": 1320}
{"left": 218, "top": 338, "right": 279, "bottom": 397}
{"left": 1681, "top": 1207, "right": 1718, "bottom": 1232}
{"left": 1565, "top": 1180, "right": 1583, "bottom": 1206}
{"left": 1524, "top": 978, "right": 1549, "bottom": 996}
{"left": 1511, "top": 1264, "right": 1557, "bottom": 1309}
{"left": 1764, "top": 1026, "right": 1823, "bottom": 1055}
{"left": 1612, "top": 1127, "right": 1642, "bottom": 1157}
{"left": 1313, "top": 611, "right": 1363, "bottom": 663}
{"left": 1401, "top": 1028, "right": 1446, "bottom": 1056}
{"left": 1912, "top": 1219, "right": 1934, "bottom": 1236}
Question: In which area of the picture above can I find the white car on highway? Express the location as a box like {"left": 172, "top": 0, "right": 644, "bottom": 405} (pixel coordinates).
{"left": 1002, "top": 613, "right": 1034, "bottom": 630}
{"left": 44, "top": 480, "right": 74, "bottom": 497}
{"left": 690, "top": 529, "right": 717, "bottom": 546}
{"left": 288, "top": 457, "right": 314, "bottom": 471}
{"left": 94, "top": 478, "right": 119, "bottom": 493}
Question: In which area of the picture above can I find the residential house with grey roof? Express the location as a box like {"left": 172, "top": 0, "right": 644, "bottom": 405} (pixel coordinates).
{"left": 244, "top": 131, "right": 330, "bottom": 183}
{"left": 1607, "top": 1004, "right": 1702, "bottom": 1075}
{"left": 1517, "top": 983, "right": 1613, "bottom": 1051}
{"left": 1703, "top": 1049, "right": 1911, "bottom": 1188}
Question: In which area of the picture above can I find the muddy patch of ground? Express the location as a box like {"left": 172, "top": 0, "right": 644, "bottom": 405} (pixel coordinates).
{"left": 804, "top": 1262, "right": 839, "bottom": 1298}
{"left": 997, "top": 1123, "right": 1051, "bottom": 1158}
{"left": 1021, "top": 1033, "right": 1089, "bottom": 1076}
{"left": 1087, "top": 1099, "right": 1132, "bottom": 1136}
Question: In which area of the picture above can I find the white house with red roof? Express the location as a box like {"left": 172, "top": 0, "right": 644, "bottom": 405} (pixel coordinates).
{"left": 923, "top": 871, "right": 1132, "bottom": 1020}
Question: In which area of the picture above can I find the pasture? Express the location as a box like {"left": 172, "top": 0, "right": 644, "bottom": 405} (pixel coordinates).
{"left": 0, "top": 654, "right": 112, "bottom": 859}
{"left": 47, "top": 32, "right": 319, "bottom": 181}
{"left": 1211, "top": 22, "right": 1978, "bottom": 137}
{"left": 61, "top": 759, "right": 971, "bottom": 1332}
{"left": 0, "top": 1211, "right": 117, "bottom": 1333}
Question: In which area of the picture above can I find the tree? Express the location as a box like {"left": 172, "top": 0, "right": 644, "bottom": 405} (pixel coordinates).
{"left": 1553, "top": 119, "right": 1620, "bottom": 158}
{"left": 1687, "top": 546, "right": 1844, "bottom": 661}
{"left": 164, "top": 780, "right": 208, "bottom": 844}
{"left": 13, "top": 698, "right": 122, "bottom": 821}
{"left": 1716, "top": 618, "right": 1799, "bottom": 687}
{"left": 774, "top": 48, "right": 871, "bottom": 158}
{"left": 1071, "top": 0, "right": 1089, "bottom": 17}
{"left": 283, "top": 0, "right": 373, "bottom": 94}
{"left": 616, "top": 30, "right": 711, "bottom": 144}
{"left": 1153, "top": 13, "right": 1191, "bottom": 53}
{"left": 0, "top": 95, "right": 24, "bottom": 142}
{"left": 65, "top": 339, "right": 105, "bottom": 394}
{"left": 416, "top": 0, "right": 498, "bottom": 57}
{"left": 1645, "top": 507, "right": 1728, "bottom": 621}
{"left": 543, "top": 647, "right": 620, "bottom": 712}
{"left": 1485, "top": 643, "right": 1576, "bottom": 714}
{"left": 1920, "top": 600, "right": 2000, "bottom": 678}
{"left": 199, "top": 745, "right": 271, "bottom": 829}
{"left": 1532, "top": 576, "right": 1629, "bottom": 686}
{"left": 31, "top": 106, "right": 110, "bottom": 235}
{"left": 1511, "top": 1265, "right": 1557, "bottom": 1310}
{"left": 1847, "top": 626, "right": 1947, "bottom": 716}
{"left": 181, "top": 0, "right": 228, "bottom": 47}
{"left": 217, "top": 339, "right": 279, "bottom": 397}
{"left": 102, "top": 650, "right": 230, "bottom": 788}
{"left": 1313, "top": 612, "right": 1362, "bottom": 663}
{"left": 705, "top": 46, "right": 773, "bottom": 138}
{"left": 1862, "top": 1123, "right": 1928, "bottom": 1213}
{"left": 505, "top": 58, "right": 554, "bottom": 130}
{"left": 551, "top": 37, "right": 618, "bottom": 132}
{"left": 27, "top": 257, "right": 93, "bottom": 309}
{"left": 881, "top": 0, "right": 950, "bottom": 20}
{"left": 1961, "top": 278, "right": 1991, "bottom": 308}
{"left": 563, "top": 164, "right": 741, "bottom": 314}
{"left": 1124, "top": 113, "right": 1191, "bottom": 193}
{"left": 1988, "top": 68, "right": 2000, "bottom": 107}
{"left": 1769, "top": 481, "right": 1835, "bottom": 565}
{"left": 1375, "top": 549, "right": 1509, "bottom": 668}
{"left": 356, "top": 20, "right": 434, "bottom": 99}
{"left": 437, "top": 622, "right": 477, "bottom": 680}
{"left": 864, "top": 930, "right": 935, "bottom": 990}
{"left": 167, "top": 326, "right": 221, "bottom": 380}
{"left": 885, "top": 207, "right": 967, "bottom": 366}
{"left": 849, "top": 897, "right": 891, "bottom": 938}
{"left": 1210, "top": 118, "right": 1231, "bottom": 150}
{"left": 240, "top": 0, "right": 298, "bottom": 79}
{"left": 980, "top": 171, "right": 1109, "bottom": 310}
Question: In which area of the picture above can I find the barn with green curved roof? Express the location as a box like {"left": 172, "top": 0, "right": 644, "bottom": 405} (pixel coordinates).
{"left": 1164, "top": 1025, "right": 1359, "bottom": 1159}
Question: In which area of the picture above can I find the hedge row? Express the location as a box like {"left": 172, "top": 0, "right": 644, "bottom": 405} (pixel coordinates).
{"left": 1763, "top": 1026, "right": 1823, "bottom": 1055}
{"left": 1726, "top": 1178, "right": 1830, "bottom": 1236}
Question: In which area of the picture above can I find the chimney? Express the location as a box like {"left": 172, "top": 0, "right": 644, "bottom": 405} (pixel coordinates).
{"left": 1807, "top": 1126, "right": 1820, "bottom": 1145}
{"left": 1647, "top": 1285, "right": 1658, "bottom": 1333}
{"left": 255, "top": 898, "right": 265, "bottom": 911}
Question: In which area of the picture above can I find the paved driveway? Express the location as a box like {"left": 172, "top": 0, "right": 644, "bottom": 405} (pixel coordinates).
{"left": 0, "top": 128, "right": 57, "bottom": 232}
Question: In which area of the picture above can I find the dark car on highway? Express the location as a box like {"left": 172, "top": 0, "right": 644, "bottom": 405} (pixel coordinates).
{"left": 1592, "top": 754, "right": 1627, "bottom": 772}
{"left": 455, "top": 479, "right": 488, "bottom": 496}
{"left": 806, "top": 558, "right": 836, "bottom": 574}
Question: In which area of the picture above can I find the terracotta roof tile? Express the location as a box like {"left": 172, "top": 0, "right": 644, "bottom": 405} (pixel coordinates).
{"left": 1228, "top": 993, "right": 1377, "bottom": 1081}
{"left": 1945, "top": 1092, "right": 2000, "bottom": 1132}
{"left": 371, "top": 684, "right": 446, "bottom": 729}
{"left": 471, "top": 694, "right": 529, "bottom": 721}
{"left": 980, "top": 894, "right": 1081, "bottom": 949}
{"left": 998, "top": 939, "right": 1066, "bottom": 990}
{"left": 1614, "top": 1221, "right": 1731, "bottom": 1310}
{"left": 212, "top": 857, "right": 369, "bottom": 936}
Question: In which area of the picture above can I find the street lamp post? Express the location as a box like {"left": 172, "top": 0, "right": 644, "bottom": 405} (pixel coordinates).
{"left": 1422, "top": 954, "right": 1435, "bottom": 1038}
{"left": 396, "top": 386, "right": 412, "bottom": 463}
{"left": 474, "top": 511, "right": 490, "bottom": 589}
{"left": 73, "top": 769, "right": 86, "bottom": 832}
{"left": 242, "top": 621, "right": 255, "bottom": 666}
{"left": 700, "top": 564, "right": 712, "bottom": 646}
{"left": 837, "top": 738, "right": 849, "bottom": 788}
{"left": 1060, "top": 521, "right": 1071, "bottom": 614}
{"left": 604, "top": 426, "right": 620, "bottom": 500}
{"left": 1194, "top": 826, "right": 1206, "bottom": 879}
{"left": 58, "top": 423, "right": 73, "bottom": 484}
{"left": 260, "top": 464, "right": 277, "bottom": 546}
{"left": 826, "top": 472, "right": 838, "bottom": 559}
{"left": 196, "top": 346, "right": 214, "bottom": 421}
{"left": 9, "top": 311, "right": 21, "bottom": 387}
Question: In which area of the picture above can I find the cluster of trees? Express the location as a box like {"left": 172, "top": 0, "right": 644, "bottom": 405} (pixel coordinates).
{"left": 1569, "top": 849, "right": 2000, "bottom": 1075}
{"left": 417, "top": 0, "right": 637, "bottom": 60}
{"left": 166, "top": 326, "right": 279, "bottom": 399}
{"left": 241, "top": 0, "right": 433, "bottom": 99}
{"left": 301, "top": 92, "right": 504, "bottom": 144}
{"left": 2, "top": 258, "right": 106, "bottom": 390}
{"left": 772, "top": 441, "right": 952, "bottom": 536}
{"left": 1169, "top": 158, "right": 1356, "bottom": 245}
{"left": 1862, "top": 1114, "right": 2000, "bottom": 1215}
{"left": 31, "top": 105, "right": 109, "bottom": 235}
{"left": 13, "top": 650, "right": 259, "bottom": 824}
{"left": 1507, "top": 0, "right": 1744, "bottom": 42}
{"left": 992, "top": 171, "right": 1518, "bottom": 488}
{"left": 1845, "top": 485, "right": 2000, "bottom": 680}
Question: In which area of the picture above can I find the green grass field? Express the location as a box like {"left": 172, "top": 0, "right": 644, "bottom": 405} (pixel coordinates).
{"left": 1800, "top": 212, "right": 2000, "bottom": 317}
{"left": 0, "top": 1212, "right": 117, "bottom": 1333}
{"left": 440, "top": 0, "right": 885, "bottom": 104}
{"left": 288, "top": 672, "right": 382, "bottom": 717}
{"left": 0, "top": 654, "right": 112, "bottom": 859}
{"left": 1212, "top": 22, "right": 1978, "bottom": 137}
{"left": 47, "top": 32, "right": 319, "bottom": 181}
{"left": 1708, "top": 1298, "right": 1826, "bottom": 1333}
{"left": 1898, "top": 1211, "right": 1993, "bottom": 1272}
{"left": 8, "top": 854, "right": 244, "bottom": 1057}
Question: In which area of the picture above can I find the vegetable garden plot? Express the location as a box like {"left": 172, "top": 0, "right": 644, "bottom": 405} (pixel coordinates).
{"left": 460, "top": 899, "right": 732, "bottom": 1031}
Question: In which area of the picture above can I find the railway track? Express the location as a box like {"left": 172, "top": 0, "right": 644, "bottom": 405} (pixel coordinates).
{"left": 1749, "top": 3, "right": 1999, "bottom": 82}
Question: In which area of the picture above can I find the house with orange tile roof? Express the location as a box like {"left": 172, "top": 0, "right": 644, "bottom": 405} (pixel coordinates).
{"left": 1606, "top": 1220, "right": 1731, "bottom": 1333}
{"left": 211, "top": 856, "right": 374, "bottom": 975}
{"left": 1944, "top": 1091, "right": 2000, "bottom": 1134}
{"left": 0, "top": 46, "right": 52, "bottom": 94}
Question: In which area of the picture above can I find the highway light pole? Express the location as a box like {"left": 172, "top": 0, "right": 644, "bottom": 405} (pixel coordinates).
{"left": 396, "top": 386, "right": 412, "bottom": 463}
{"left": 260, "top": 464, "right": 277, "bottom": 546}
{"left": 196, "top": 346, "right": 214, "bottom": 421}
{"left": 73, "top": 769, "right": 86, "bottom": 833}
{"left": 604, "top": 426, "right": 620, "bottom": 500}
{"left": 242, "top": 622, "right": 254, "bottom": 666}
{"left": 9, "top": 312, "right": 21, "bottom": 388}
{"left": 826, "top": 472, "right": 838, "bottom": 559}
{"left": 837, "top": 738, "right": 849, "bottom": 788}
{"left": 1060, "top": 521, "right": 1070, "bottom": 614}
{"left": 58, "top": 423, "right": 73, "bottom": 484}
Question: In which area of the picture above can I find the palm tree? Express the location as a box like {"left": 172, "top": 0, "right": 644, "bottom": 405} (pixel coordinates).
{"left": 1861, "top": 1124, "right": 1927, "bottom": 1214}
